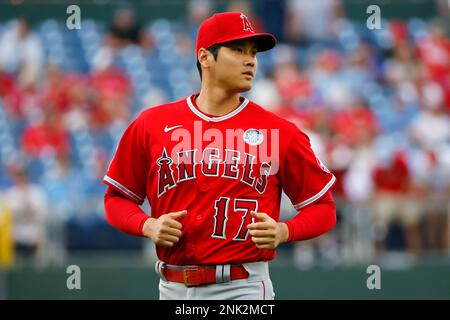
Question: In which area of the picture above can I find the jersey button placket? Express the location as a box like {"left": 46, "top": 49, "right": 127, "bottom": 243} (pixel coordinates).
{"left": 198, "top": 183, "right": 209, "bottom": 193}
{"left": 198, "top": 120, "right": 211, "bottom": 194}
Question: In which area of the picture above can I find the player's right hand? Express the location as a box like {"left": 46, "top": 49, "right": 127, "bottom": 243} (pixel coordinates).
{"left": 142, "top": 210, "right": 187, "bottom": 247}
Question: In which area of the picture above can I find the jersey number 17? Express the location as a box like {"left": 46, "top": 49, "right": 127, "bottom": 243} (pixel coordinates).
{"left": 212, "top": 197, "right": 257, "bottom": 241}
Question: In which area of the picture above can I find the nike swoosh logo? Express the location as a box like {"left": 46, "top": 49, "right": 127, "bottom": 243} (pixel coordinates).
{"left": 164, "top": 125, "right": 183, "bottom": 133}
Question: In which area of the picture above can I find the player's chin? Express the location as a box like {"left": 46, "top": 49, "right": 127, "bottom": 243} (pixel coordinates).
{"left": 235, "top": 82, "right": 253, "bottom": 93}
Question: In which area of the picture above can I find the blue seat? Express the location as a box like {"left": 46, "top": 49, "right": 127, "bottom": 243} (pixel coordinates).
{"left": 66, "top": 214, "right": 143, "bottom": 251}
{"left": 408, "top": 18, "right": 428, "bottom": 41}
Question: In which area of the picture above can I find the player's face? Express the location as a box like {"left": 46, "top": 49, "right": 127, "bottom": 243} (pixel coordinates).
{"left": 212, "top": 39, "right": 258, "bottom": 93}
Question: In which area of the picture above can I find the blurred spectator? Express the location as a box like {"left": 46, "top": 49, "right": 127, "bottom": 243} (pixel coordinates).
{"left": 226, "top": 0, "right": 265, "bottom": 33}
{"left": 41, "top": 155, "right": 82, "bottom": 221}
{"left": 0, "top": 71, "right": 29, "bottom": 120}
{"left": 107, "top": 4, "right": 147, "bottom": 49}
{"left": 80, "top": 149, "right": 110, "bottom": 219}
{"left": 409, "top": 81, "right": 449, "bottom": 151}
{"left": 2, "top": 165, "right": 48, "bottom": 263}
{"left": 0, "top": 72, "right": 16, "bottom": 100}
{"left": 173, "top": 31, "right": 196, "bottom": 70}
{"left": 93, "top": 4, "right": 153, "bottom": 72}
{"left": 252, "top": 0, "right": 285, "bottom": 41}
{"left": 380, "top": 84, "right": 420, "bottom": 134}
{"left": 384, "top": 40, "right": 423, "bottom": 86}
{"left": 408, "top": 142, "right": 450, "bottom": 254}
{"left": 341, "top": 43, "right": 376, "bottom": 94}
{"left": 188, "top": 0, "right": 212, "bottom": 26}
{"left": 327, "top": 138, "right": 356, "bottom": 199}
{"left": 249, "top": 78, "right": 281, "bottom": 112}
{"left": 0, "top": 18, "right": 44, "bottom": 87}
{"left": 273, "top": 58, "right": 314, "bottom": 110}
{"left": 21, "top": 107, "right": 70, "bottom": 159}
{"left": 90, "top": 43, "right": 116, "bottom": 72}
{"left": 331, "top": 97, "right": 379, "bottom": 146}
{"left": 60, "top": 72, "right": 95, "bottom": 132}
{"left": 408, "top": 82, "right": 450, "bottom": 211}
{"left": 342, "top": 127, "right": 377, "bottom": 204}
{"left": 371, "top": 150, "right": 423, "bottom": 254}
{"left": 417, "top": 20, "right": 450, "bottom": 85}
{"left": 88, "top": 65, "right": 132, "bottom": 129}
{"left": 284, "top": 0, "right": 344, "bottom": 44}
{"left": 416, "top": 20, "right": 450, "bottom": 112}
{"left": 389, "top": 20, "right": 412, "bottom": 51}
{"left": 435, "top": 1, "right": 450, "bottom": 38}
{"left": 39, "top": 64, "right": 88, "bottom": 115}
{"left": 187, "top": 0, "right": 213, "bottom": 40}
{"left": 310, "top": 49, "right": 355, "bottom": 111}
{"left": 39, "top": 155, "right": 83, "bottom": 263}
{"left": 40, "top": 64, "right": 70, "bottom": 113}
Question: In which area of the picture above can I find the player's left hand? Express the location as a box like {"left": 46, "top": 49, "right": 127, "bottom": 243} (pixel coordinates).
{"left": 247, "top": 211, "right": 289, "bottom": 250}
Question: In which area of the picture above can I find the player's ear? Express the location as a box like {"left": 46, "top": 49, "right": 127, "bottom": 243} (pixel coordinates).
{"left": 198, "top": 48, "right": 210, "bottom": 69}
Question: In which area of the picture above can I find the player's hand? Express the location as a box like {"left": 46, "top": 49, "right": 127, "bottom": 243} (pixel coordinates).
{"left": 247, "top": 211, "right": 289, "bottom": 250}
{"left": 142, "top": 210, "right": 187, "bottom": 247}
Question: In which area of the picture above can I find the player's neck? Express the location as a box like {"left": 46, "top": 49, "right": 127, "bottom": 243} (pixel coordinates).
{"left": 195, "top": 88, "right": 241, "bottom": 117}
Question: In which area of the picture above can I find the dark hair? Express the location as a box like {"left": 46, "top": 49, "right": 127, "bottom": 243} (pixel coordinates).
{"left": 196, "top": 44, "right": 222, "bottom": 80}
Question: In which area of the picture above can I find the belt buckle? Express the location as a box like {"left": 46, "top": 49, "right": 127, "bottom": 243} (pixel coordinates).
{"left": 183, "top": 267, "right": 200, "bottom": 287}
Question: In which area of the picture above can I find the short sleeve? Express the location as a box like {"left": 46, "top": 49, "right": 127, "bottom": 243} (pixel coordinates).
{"left": 279, "top": 127, "right": 336, "bottom": 211}
{"left": 103, "top": 116, "right": 149, "bottom": 204}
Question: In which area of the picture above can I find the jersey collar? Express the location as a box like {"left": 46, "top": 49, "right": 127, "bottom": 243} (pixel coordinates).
{"left": 186, "top": 94, "right": 249, "bottom": 122}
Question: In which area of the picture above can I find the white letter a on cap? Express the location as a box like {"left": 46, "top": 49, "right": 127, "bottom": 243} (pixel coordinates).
{"left": 240, "top": 14, "right": 254, "bottom": 32}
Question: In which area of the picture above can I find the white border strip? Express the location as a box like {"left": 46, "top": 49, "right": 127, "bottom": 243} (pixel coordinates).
{"left": 186, "top": 95, "right": 249, "bottom": 122}
{"left": 293, "top": 174, "right": 336, "bottom": 210}
{"left": 104, "top": 175, "right": 144, "bottom": 203}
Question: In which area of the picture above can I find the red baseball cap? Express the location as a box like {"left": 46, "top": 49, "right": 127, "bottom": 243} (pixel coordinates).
{"left": 196, "top": 12, "right": 277, "bottom": 58}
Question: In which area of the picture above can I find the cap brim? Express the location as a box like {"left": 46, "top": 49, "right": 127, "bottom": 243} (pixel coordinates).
{"left": 216, "top": 33, "right": 277, "bottom": 52}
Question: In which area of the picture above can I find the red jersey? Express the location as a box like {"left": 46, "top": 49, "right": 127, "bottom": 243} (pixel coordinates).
{"left": 103, "top": 94, "right": 335, "bottom": 265}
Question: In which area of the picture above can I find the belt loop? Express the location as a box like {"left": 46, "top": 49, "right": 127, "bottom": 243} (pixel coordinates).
{"left": 215, "top": 265, "right": 223, "bottom": 283}
{"left": 155, "top": 260, "right": 167, "bottom": 281}
{"left": 220, "top": 264, "right": 231, "bottom": 283}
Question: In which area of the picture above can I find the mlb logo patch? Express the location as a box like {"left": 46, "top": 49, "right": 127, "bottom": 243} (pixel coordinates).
{"left": 243, "top": 129, "right": 264, "bottom": 146}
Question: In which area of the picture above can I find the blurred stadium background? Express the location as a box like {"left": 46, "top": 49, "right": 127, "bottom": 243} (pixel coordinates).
{"left": 0, "top": 0, "right": 449, "bottom": 299}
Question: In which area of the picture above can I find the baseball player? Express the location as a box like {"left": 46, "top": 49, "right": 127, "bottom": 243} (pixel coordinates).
{"left": 103, "top": 12, "right": 337, "bottom": 300}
